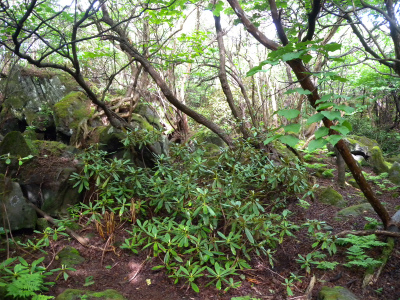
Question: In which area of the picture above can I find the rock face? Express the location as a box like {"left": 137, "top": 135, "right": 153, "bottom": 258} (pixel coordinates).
{"left": 0, "top": 176, "right": 37, "bottom": 231}
{"left": 318, "top": 286, "right": 359, "bottom": 300}
{"left": 0, "top": 67, "right": 72, "bottom": 137}
{"left": 0, "top": 68, "right": 170, "bottom": 230}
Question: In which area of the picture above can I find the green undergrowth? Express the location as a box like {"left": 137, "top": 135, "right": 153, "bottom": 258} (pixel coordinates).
{"left": 69, "top": 140, "right": 312, "bottom": 292}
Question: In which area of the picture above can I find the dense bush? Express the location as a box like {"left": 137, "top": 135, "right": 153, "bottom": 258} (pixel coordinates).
{"left": 70, "top": 140, "right": 311, "bottom": 291}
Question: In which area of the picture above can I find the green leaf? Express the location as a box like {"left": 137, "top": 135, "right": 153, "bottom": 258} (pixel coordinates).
{"left": 282, "top": 50, "right": 305, "bottom": 61}
{"left": 324, "top": 42, "right": 341, "bottom": 52}
{"left": 263, "top": 134, "right": 281, "bottom": 145}
{"left": 244, "top": 228, "right": 254, "bottom": 244}
{"left": 341, "top": 120, "right": 352, "bottom": 132}
{"left": 285, "top": 88, "right": 312, "bottom": 95}
{"left": 212, "top": 1, "right": 224, "bottom": 16}
{"left": 306, "top": 112, "right": 324, "bottom": 125}
{"left": 314, "top": 127, "right": 329, "bottom": 139}
{"left": 278, "top": 135, "right": 299, "bottom": 148}
{"left": 308, "top": 138, "right": 328, "bottom": 152}
{"left": 316, "top": 102, "right": 335, "bottom": 111}
{"left": 320, "top": 111, "right": 342, "bottom": 121}
{"left": 315, "top": 94, "right": 333, "bottom": 104}
{"left": 331, "top": 125, "right": 350, "bottom": 135}
{"left": 191, "top": 282, "right": 200, "bottom": 293}
{"left": 326, "top": 135, "right": 342, "bottom": 146}
{"left": 277, "top": 109, "right": 300, "bottom": 120}
{"left": 335, "top": 104, "right": 355, "bottom": 114}
{"left": 283, "top": 123, "right": 301, "bottom": 133}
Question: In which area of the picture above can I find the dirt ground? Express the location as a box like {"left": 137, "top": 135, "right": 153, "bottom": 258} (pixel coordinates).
{"left": 2, "top": 158, "right": 400, "bottom": 300}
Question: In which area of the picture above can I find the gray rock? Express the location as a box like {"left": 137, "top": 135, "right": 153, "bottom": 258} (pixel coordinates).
{"left": 0, "top": 178, "right": 37, "bottom": 231}
{"left": 388, "top": 162, "right": 400, "bottom": 185}
{"left": 318, "top": 286, "right": 359, "bottom": 300}
{"left": 336, "top": 203, "right": 374, "bottom": 219}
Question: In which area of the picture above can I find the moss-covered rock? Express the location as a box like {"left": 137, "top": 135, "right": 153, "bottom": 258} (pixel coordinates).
{"left": 57, "top": 246, "right": 85, "bottom": 267}
{"left": 316, "top": 186, "right": 346, "bottom": 208}
{"left": 318, "top": 286, "right": 359, "bottom": 300}
{"left": 370, "top": 146, "right": 390, "bottom": 174}
{"left": 336, "top": 203, "right": 374, "bottom": 219}
{"left": 0, "top": 131, "right": 32, "bottom": 158}
{"left": 55, "top": 289, "right": 127, "bottom": 300}
{"left": 388, "top": 162, "right": 400, "bottom": 185}
{"left": 53, "top": 92, "right": 92, "bottom": 145}
{"left": 347, "top": 178, "right": 359, "bottom": 189}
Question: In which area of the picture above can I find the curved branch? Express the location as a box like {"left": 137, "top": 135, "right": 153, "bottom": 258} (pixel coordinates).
{"left": 302, "top": 0, "right": 322, "bottom": 42}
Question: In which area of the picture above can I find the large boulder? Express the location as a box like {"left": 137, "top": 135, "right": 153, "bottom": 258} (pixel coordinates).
{"left": 18, "top": 140, "right": 82, "bottom": 216}
{"left": 53, "top": 92, "right": 92, "bottom": 145}
{"left": 336, "top": 203, "right": 374, "bottom": 220}
{"left": 345, "top": 136, "right": 390, "bottom": 174}
{"left": 0, "top": 176, "right": 37, "bottom": 231}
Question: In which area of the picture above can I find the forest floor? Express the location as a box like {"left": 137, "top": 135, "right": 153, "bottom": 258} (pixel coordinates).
{"left": 2, "top": 154, "right": 400, "bottom": 300}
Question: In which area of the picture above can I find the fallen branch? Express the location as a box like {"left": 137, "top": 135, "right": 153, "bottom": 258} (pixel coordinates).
{"left": 27, "top": 202, "right": 90, "bottom": 247}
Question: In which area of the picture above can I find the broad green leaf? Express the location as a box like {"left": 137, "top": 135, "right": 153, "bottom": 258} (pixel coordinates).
{"left": 278, "top": 135, "right": 299, "bottom": 148}
{"left": 277, "top": 109, "right": 300, "bottom": 120}
{"left": 321, "top": 111, "right": 341, "bottom": 121}
{"left": 191, "top": 282, "right": 200, "bottom": 293}
{"left": 331, "top": 125, "right": 350, "bottom": 135}
{"left": 308, "top": 138, "right": 328, "bottom": 152}
{"left": 324, "top": 42, "right": 341, "bottom": 52}
{"left": 335, "top": 104, "right": 355, "bottom": 114}
{"left": 326, "top": 135, "right": 342, "bottom": 146}
{"left": 263, "top": 134, "right": 281, "bottom": 145}
{"left": 316, "top": 102, "right": 335, "bottom": 111}
{"left": 246, "top": 66, "right": 262, "bottom": 76}
{"left": 283, "top": 123, "right": 301, "bottom": 133}
{"left": 285, "top": 88, "right": 312, "bottom": 95}
{"left": 302, "top": 54, "right": 312, "bottom": 63}
{"left": 315, "top": 127, "right": 329, "bottom": 139}
{"left": 282, "top": 50, "right": 305, "bottom": 61}
{"left": 341, "top": 120, "right": 352, "bottom": 132}
{"left": 315, "top": 94, "right": 333, "bottom": 104}
{"left": 306, "top": 112, "right": 324, "bottom": 125}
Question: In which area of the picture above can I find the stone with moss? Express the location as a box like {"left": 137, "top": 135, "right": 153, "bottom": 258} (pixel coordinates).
{"left": 347, "top": 178, "right": 359, "bottom": 189}
{"left": 388, "top": 162, "right": 400, "bottom": 185}
{"left": 57, "top": 246, "right": 85, "bottom": 267}
{"left": 316, "top": 186, "right": 346, "bottom": 208}
{"left": 336, "top": 203, "right": 374, "bottom": 219}
{"left": 369, "top": 146, "right": 390, "bottom": 174}
{"left": 55, "top": 289, "right": 127, "bottom": 300}
{"left": 318, "top": 286, "right": 359, "bottom": 300}
{"left": 134, "top": 103, "right": 163, "bottom": 131}
{"left": 53, "top": 92, "right": 92, "bottom": 144}
{"left": 0, "top": 131, "right": 32, "bottom": 158}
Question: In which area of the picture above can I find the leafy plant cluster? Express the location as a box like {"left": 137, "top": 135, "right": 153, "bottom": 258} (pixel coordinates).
{"left": 297, "top": 226, "right": 387, "bottom": 274}
{"left": 0, "top": 255, "right": 74, "bottom": 300}
{"left": 70, "top": 139, "right": 311, "bottom": 292}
